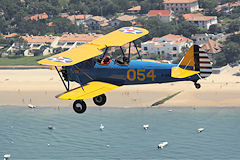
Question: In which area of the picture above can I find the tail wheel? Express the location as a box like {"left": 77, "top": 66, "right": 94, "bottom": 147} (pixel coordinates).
{"left": 194, "top": 82, "right": 201, "bottom": 89}
{"left": 73, "top": 100, "right": 87, "bottom": 114}
{"left": 93, "top": 94, "right": 106, "bottom": 106}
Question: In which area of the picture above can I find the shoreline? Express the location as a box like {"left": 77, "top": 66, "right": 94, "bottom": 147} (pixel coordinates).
{"left": 0, "top": 66, "right": 240, "bottom": 108}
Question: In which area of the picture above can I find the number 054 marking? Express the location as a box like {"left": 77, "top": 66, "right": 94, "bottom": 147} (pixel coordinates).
{"left": 127, "top": 69, "right": 156, "bottom": 81}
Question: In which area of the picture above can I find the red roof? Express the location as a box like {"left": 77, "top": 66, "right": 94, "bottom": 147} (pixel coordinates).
{"left": 128, "top": 6, "right": 141, "bottom": 11}
{"left": 75, "top": 14, "right": 92, "bottom": 20}
{"left": 184, "top": 13, "right": 216, "bottom": 21}
{"left": 25, "top": 13, "right": 48, "bottom": 21}
{"left": 148, "top": 10, "right": 172, "bottom": 17}
{"left": 164, "top": 0, "right": 197, "bottom": 3}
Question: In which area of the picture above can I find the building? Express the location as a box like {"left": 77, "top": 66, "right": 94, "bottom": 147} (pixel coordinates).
{"left": 163, "top": 0, "right": 199, "bottom": 13}
{"left": 201, "top": 39, "right": 222, "bottom": 61}
{"left": 75, "top": 14, "right": 92, "bottom": 26}
{"left": 56, "top": 33, "right": 103, "bottom": 51}
{"left": 147, "top": 10, "right": 174, "bottom": 23}
{"left": 7, "top": 35, "right": 59, "bottom": 56}
{"left": 109, "top": 15, "right": 137, "bottom": 27}
{"left": 215, "top": 2, "right": 240, "bottom": 12}
{"left": 127, "top": 6, "right": 141, "bottom": 14}
{"left": 141, "top": 34, "right": 193, "bottom": 60}
{"left": 25, "top": 13, "right": 48, "bottom": 21}
{"left": 191, "top": 33, "right": 224, "bottom": 45}
{"left": 183, "top": 13, "right": 217, "bottom": 29}
{"left": 85, "top": 16, "right": 109, "bottom": 30}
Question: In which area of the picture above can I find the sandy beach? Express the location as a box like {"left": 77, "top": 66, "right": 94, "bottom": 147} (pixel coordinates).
{"left": 0, "top": 65, "right": 240, "bottom": 108}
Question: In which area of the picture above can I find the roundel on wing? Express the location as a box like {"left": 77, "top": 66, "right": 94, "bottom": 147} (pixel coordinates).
{"left": 48, "top": 57, "right": 73, "bottom": 63}
{"left": 119, "top": 28, "right": 143, "bottom": 34}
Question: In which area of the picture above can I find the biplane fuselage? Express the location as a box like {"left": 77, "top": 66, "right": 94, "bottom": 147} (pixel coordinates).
{"left": 66, "top": 59, "right": 199, "bottom": 87}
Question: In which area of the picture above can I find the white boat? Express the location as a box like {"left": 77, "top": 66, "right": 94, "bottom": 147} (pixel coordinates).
{"left": 198, "top": 128, "right": 204, "bottom": 132}
{"left": 100, "top": 124, "right": 104, "bottom": 131}
{"left": 158, "top": 142, "right": 168, "bottom": 149}
{"left": 28, "top": 104, "right": 36, "bottom": 109}
{"left": 168, "top": 109, "right": 173, "bottom": 112}
{"left": 143, "top": 124, "right": 149, "bottom": 130}
{"left": 48, "top": 126, "right": 54, "bottom": 130}
{"left": 4, "top": 154, "right": 11, "bottom": 160}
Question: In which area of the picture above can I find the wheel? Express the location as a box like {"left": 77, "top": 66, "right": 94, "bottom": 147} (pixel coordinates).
{"left": 93, "top": 94, "right": 107, "bottom": 106}
{"left": 73, "top": 100, "right": 87, "bottom": 114}
{"left": 195, "top": 83, "right": 201, "bottom": 89}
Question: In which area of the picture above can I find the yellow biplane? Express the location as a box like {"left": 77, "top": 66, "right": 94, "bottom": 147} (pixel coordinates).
{"left": 38, "top": 27, "right": 212, "bottom": 114}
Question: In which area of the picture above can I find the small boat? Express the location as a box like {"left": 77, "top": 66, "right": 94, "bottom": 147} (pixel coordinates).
{"left": 198, "top": 128, "right": 204, "bottom": 133}
{"left": 28, "top": 104, "right": 36, "bottom": 109}
{"left": 4, "top": 154, "right": 11, "bottom": 160}
{"left": 48, "top": 126, "right": 54, "bottom": 130}
{"left": 143, "top": 124, "right": 149, "bottom": 130}
{"left": 168, "top": 109, "right": 173, "bottom": 112}
{"left": 158, "top": 142, "right": 168, "bottom": 149}
{"left": 100, "top": 124, "right": 104, "bottom": 131}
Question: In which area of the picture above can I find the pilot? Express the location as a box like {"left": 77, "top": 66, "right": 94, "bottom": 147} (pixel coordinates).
{"left": 101, "top": 56, "right": 111, "bottom": 65}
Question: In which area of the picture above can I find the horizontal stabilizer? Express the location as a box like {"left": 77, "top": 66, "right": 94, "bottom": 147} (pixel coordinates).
{"left": 171, "top": 67, "right": 199, "bottom": 79}
{"left": 56, "top": 81, "right": 119, "bottom": 100}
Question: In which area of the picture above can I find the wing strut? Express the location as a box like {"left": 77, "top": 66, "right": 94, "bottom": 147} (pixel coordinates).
{"left": 55, "top": 66, "right": 70, "bottom": 91}
{"left": 128, "top": 42, "right": 131, "bottom": 61}
{"left": 133, "top": 41, "right": 142, "bottom": 60}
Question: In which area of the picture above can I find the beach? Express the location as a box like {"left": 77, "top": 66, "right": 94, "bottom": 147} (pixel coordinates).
{"left": 0, "top": 65, "right": 240, "bottom": 108}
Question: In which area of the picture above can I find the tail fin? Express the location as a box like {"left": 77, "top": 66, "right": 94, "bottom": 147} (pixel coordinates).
{"left": 171, "top": 45, "right": 212, "bottom": 79}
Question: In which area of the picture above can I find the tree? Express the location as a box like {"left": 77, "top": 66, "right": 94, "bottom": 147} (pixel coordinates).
{"left": 226, "top": 20, "right": 240, "bottom": 33}
{"left": 176, "top": 21, "right": 200, "bottom": 38}
{"left": 209, "top": 24, "right": 222, "bottom": 34}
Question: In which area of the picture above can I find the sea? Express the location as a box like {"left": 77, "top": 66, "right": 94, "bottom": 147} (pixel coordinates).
{"left": 0, "top": 106, "right": 240, "bottom": 160}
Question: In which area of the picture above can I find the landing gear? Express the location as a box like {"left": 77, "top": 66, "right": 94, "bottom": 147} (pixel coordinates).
{"left": 194, "top": 82, "right": 201, "bottom": 89}
{"left": 93, "top": 94, "right": 107, "bottom": 106}
{"left": 73, "top": 100, "right": 87, "bottom": 114}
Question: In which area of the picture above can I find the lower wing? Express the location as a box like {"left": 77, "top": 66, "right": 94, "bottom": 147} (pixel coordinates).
{"left": 56, "top": 81, "right": 119, "bottom": 100}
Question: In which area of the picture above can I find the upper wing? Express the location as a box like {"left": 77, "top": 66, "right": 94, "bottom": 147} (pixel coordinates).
{"left": 38, "top": 27, "right": 149, "bottom": 66}
{"left": 38, "top": 44, "right": 102, "bottom": 66}
{"left": 90, "top": 27, "right": 149, "bottom": 49}
{"left": 56, "top": 81, "right": 119, "bottom": 100}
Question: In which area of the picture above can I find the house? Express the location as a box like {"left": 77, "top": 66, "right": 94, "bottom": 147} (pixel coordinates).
{"left": 191, "top": 33, "right": 224, "bottom": 45}
{"left": 85, "top": 16, "right": 109, "bottom": 30}
{"left": 109, "top": 15, "right": 137, "bottom": 27}
{"left": 201, "top": 39, "right": 222, "bottom": 61}
{"left": 127, "top": 6, "right": 141, "bottom": 14}
{"left": 25, "top": 13, "right": 48, "bottom": 21}
{"left": 215, "top": 2, "right": 240, "bottom": 12}
{"left": 75, "top": 14, "right": 92, "bottom": 26}
{"left": 3, "top": 33, "right": 18, "bottom": 39}
{"left": 147, "top": 10, "right": 174, "bottom": 23}
{"left": 8, "top": 35, "right": 59, "bottom": 56}
{"left": 183, "top": 13, "right": 217, "bottom": 29}
{"left": 163, "top": 0, "right": 199, "bottom": 13}
{"left": 56, "top": 33, "right": 103, "bottom": 50}
{"left": 141, "top": 34, "right": 193, "bottom": 60}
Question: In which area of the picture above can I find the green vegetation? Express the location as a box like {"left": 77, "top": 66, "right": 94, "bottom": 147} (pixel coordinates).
{"left": 214, "top": 34, "right": 240, "bottom": 66}
{"left": 151, "top": 91, "right": 182, "bottom": 106}
{"left": 0, "top": 55, "right": 49, "bottom": 65}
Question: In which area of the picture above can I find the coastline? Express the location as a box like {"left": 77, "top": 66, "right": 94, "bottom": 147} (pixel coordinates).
{"left": 0, "top": 66, "right": 240, "bottom": 108}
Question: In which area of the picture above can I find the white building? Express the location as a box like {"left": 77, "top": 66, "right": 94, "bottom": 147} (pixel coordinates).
{"left": 8, "top": 35, "right": 59, "bottom": 56}
{"left": 109, "top": 15, "right": 137, "bottom": 27}
{"left": 141, "top": 34, "right": 193, "bottom": 60}
{"left": 147, "top": 10, "right": 174, "bottom": 23}
{"left": 191, "top": 33, "right": 225, "bottom": 45}
{"left": 183, "top": 13, "right": 218, "bottom": 29}
{"left": 163, "top": 0, "right": 199, "bottom": 13}
{"left": 75, "top": 14, "right": 92, "bottom": 26}
{"left": 85, "top": 16, "right": 109, "bottom": 30}
{"left": 56, "top": 33, "right": 103, "bottom": 51}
